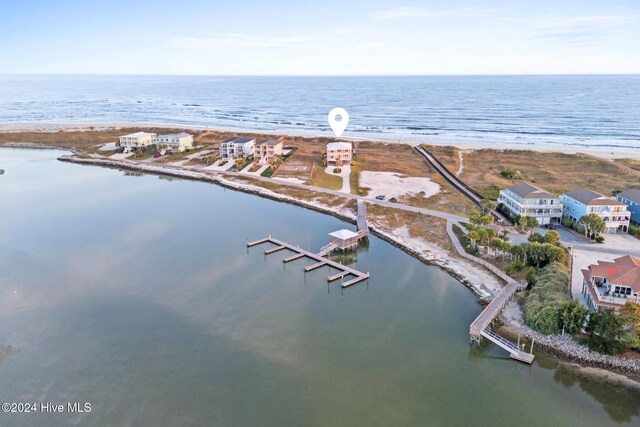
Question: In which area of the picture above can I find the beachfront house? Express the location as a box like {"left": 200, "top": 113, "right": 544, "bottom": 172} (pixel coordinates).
{"left": 154, "top": 133, "right": 194, "bottom": 152}
{"left": 562, "top": 188, "right": 630, "bottom": 233}
{"left": 219, "top": 137, "right": 255, "bottom": 160}
{"left": 497, "top": 182, "right": 562, "bottom": 225}
{"left": 616, "top": 188, "right": 640, "bottom": 225}
{"left": 326, "top": 142, "right": 352, "bottom": 166}
{"left": 254, "top": 139, "right": 283, "bottom": 163}
{"left": 581, "top": 255, "right": 640, "bottom": 310}
{"left": 119, "top": 132, "right": 157, "bottom": 150}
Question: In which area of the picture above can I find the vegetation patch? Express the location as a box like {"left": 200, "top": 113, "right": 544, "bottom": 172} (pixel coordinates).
{"left": 523, "top": 263, "right": 572, "bottom": 334}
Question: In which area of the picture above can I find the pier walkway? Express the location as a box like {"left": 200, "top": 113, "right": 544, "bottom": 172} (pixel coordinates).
{"left": 248, "top": 236, "right": 370, "bottom": 288}
{"left": 445, "top": 222, "right": 534, "bottom": 363}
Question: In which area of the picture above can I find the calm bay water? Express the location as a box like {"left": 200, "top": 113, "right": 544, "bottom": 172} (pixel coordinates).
{"left": 1, "top": 75, "right": 640, "bottom": 151}
{"left": 0, "top": 148, "right": 639, "bottom": 426}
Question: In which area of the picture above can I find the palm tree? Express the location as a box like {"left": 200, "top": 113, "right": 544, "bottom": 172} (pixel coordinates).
{"left": 510, "top": 244, "right": 525, "bottom": 262}
{"left": 468, "top": 230, "right": 480, "bottom": 248}
{"left": 580, "top": 214, "right": 606, "bottom": 239}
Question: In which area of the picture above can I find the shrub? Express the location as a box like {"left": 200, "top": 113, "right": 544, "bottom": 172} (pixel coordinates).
{"left": 505, "top": 260, "right": 524, "bottom": 275}
{"left": 528, "top": 232, "right": 545, "bottom": 243}
{"left": 586, "top": 309, "right": 626, "bottom": 355}
{"left": 561, "top": 218, "right": 573, "bottom": 228}
{"left": 523, "top": 263, "right": 570, "bottom": 335}
{"left": 572, "top": 221, "right": 585, "bottom": 234}
{"left": 525, "top": 267, "right": 537, "bottom": 287}
{"left": 594, "top": 235, "right": 605, "bottom": 243}
{"left": 499, "top": 170, "right": 523, "bottom": 180}
{"left": 628, "top": 225, "right": 639, "bottom": 237}
{"left": 559, "top": 301, "right": 588, "bottom": 334}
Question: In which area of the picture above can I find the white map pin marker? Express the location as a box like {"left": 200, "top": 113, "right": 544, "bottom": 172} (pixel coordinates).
{"left": 328, "top": 108, "right": 349, "bottom": 137}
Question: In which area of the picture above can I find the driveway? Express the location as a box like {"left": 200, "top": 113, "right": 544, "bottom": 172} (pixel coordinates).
{"left": 325, "top": 164, "right": 351, "bottom": 193}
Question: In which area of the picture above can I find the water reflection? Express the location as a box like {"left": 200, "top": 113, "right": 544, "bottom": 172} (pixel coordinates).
{"left": 1, "top": 148, "right": 639, "bottom": 427}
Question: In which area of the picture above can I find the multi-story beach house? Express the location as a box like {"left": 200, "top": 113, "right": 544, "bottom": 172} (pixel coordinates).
{"left": 581, "top": 255, "right": 640, "bottom": 310}
{"left": 562, "top": 188, "right": 630, "bottom": 233}
{"left": 254, "top": 139, "right": 284, "bottom": 163}
{"left": 219, "top": 137, "right": 255, "bottom": 160}
{"left": 326, "top": 142, "right": 352, "bottom": 166}
{"left": 119, "top": 132, "right": 157, "bottom": 150}
{"left": 616, "top": 188, "right": 640, "bottom": 225}
{"left": 497, "top": 182, "right": 562, "bottom": 225}
{"left": 154, "top": 133, "right": 194, "bottom": 152}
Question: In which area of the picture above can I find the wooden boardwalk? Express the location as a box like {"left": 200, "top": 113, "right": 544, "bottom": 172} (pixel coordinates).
{"left": 248, "top": 236, "right": 370, "bottom": 288}
{"left": 415, "top": 146, "right": 511, "bottom": 225}
{"left": 357, "top": 200, "right": 368, "bottom": 234}
{"left": 445, "top": 222, "right": 534, "bottom": 363}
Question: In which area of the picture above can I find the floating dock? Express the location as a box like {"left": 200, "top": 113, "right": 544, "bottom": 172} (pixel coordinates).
{"left": 248, "top": 236, "right": 369, "bottom": 288}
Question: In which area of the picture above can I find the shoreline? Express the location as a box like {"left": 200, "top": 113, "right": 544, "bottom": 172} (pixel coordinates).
{"left": 1, "top": 121, "right": 639, "bottom": 161}
{"left": 4, "top": 143, "right": 640, "bottom": 387}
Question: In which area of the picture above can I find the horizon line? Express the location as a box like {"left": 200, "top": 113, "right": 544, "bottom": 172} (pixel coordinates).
{"left": 2, "top": 73, "right": 640, "bottom": 78}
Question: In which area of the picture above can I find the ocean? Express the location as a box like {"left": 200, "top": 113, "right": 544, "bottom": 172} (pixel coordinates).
{"left": 1, "top": 75, "right": 639, "bottom": 151}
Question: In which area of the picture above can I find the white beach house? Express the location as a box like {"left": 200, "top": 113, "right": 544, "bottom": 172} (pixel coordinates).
{"left": 562, "top": 188, "right": 630, "bottom": 233}
{"left": 581, "top": 255, "right": 640, "bottom": 310}
{"left": 326, "top": 142, "right": 352, "bottom": 166}
{"left": 497, "top": 182, "right": 562, "bottom": 225}
{"left": 254, "top": 139, "right": 284, "bottom": 163}
{"left": 219, "top": 137, "right": 255, "bottom": 160}
{"left": 119, "top": 132, "right": 157, "bottom": 150}
{"left": 154, "top": 133, "right": 194, "bottom": 152}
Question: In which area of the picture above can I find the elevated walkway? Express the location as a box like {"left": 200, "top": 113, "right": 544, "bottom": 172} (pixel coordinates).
{"left": 444, "top": 222, "right": 534, "bottom": 363}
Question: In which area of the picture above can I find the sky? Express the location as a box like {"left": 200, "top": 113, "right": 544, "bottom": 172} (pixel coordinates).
{"left": 1, "top": 0, "right": 639, "bottom": 75}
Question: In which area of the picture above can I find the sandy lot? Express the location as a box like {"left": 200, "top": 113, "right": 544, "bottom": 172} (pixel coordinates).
{"left": 360, "top": 171, "right": 440, "bottom": 199}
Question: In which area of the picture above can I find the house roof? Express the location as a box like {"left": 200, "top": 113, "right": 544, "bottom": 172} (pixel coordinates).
{"left": 121, "top": 132, "right": 155, "bottom": 138}
{"left": 564, "top": 188, "right": 626, "bottom": 206}
{"left": 256, "top": 139, "right": 282, "bottom": 147}
{"left": 157, "top": 132, "right": 192, "bottom": 139}
{"left": 505, "top": 182, "right": 557, "bottom": 199}
{"left": 589, "top": 255, "right": 640, "bottom": 291}
{"left": 617, "top": 188, "right": 640, "bottom": 204}
{"left": 327, "top": 142, "right": 352, "bottom": 150}
{"left": 223, "top": 137, "right": 254, "bottom": 144}
{"left": 329, "top": 229, "right": 359, "bottom": 240}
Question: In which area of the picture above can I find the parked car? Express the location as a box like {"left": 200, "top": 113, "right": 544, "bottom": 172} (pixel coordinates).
{"left": 375, "top": 195, "right": 385, "bottom": 200}
{"left": 153, "top": 153, "right": 162, "bottom": 158}
{"left": 389, "top": 197, "right": 398, "bottom": 203}
{"left": 115, "top": 147, "right": 125, "bottom": 153}
{"left": 548, "top": 223, "right": 557, "bottom": 230}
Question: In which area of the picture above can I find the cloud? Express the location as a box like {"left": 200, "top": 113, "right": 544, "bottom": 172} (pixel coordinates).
{"left": 168, "top": 33, "right": 325, "bottom": 49}
{"left": 370, "top": 6, "right": 489, "bottom": 20}
{"left": 537, "top": 15, "right": 634, "bottom": 30}
{"left": 532, "top": 14, "right": 636, "bottom": 47}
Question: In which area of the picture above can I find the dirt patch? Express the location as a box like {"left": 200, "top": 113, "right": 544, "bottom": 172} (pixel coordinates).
{"left": 359, "top": 171, "right": 440, "bottom": 199}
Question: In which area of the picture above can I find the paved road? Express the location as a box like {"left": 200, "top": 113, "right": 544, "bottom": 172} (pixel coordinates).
{"left": 178, "top": 162, "right": 469, "bottom": 223}
{"left": 569, "top": 244, "right": 640, "bottom": 257}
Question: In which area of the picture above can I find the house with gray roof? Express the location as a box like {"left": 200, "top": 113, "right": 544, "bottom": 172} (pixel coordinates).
{"left": 219, "top": 137, "right": 255, "bottom": 160}
{"left": 616, "top": 188, "right": 640, "bottom": 225}
{"left": 497, "top": 182, "right": 562, "bottom": 225}
{"left": 562, "top": 188, "right": 630, "bottom": 233}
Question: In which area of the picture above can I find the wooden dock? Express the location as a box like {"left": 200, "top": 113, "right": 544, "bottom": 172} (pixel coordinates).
{"left": 248, "top": 236, "right": 369, "bottom": 288}
{"left": 468, "top": 278, "right": 534, "bottom": 363}
{"left": 357, "top": 200, "right": 368, "bottom": 234}
{"left": 445, "top": 222, "right": 533, "bottom": 363}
